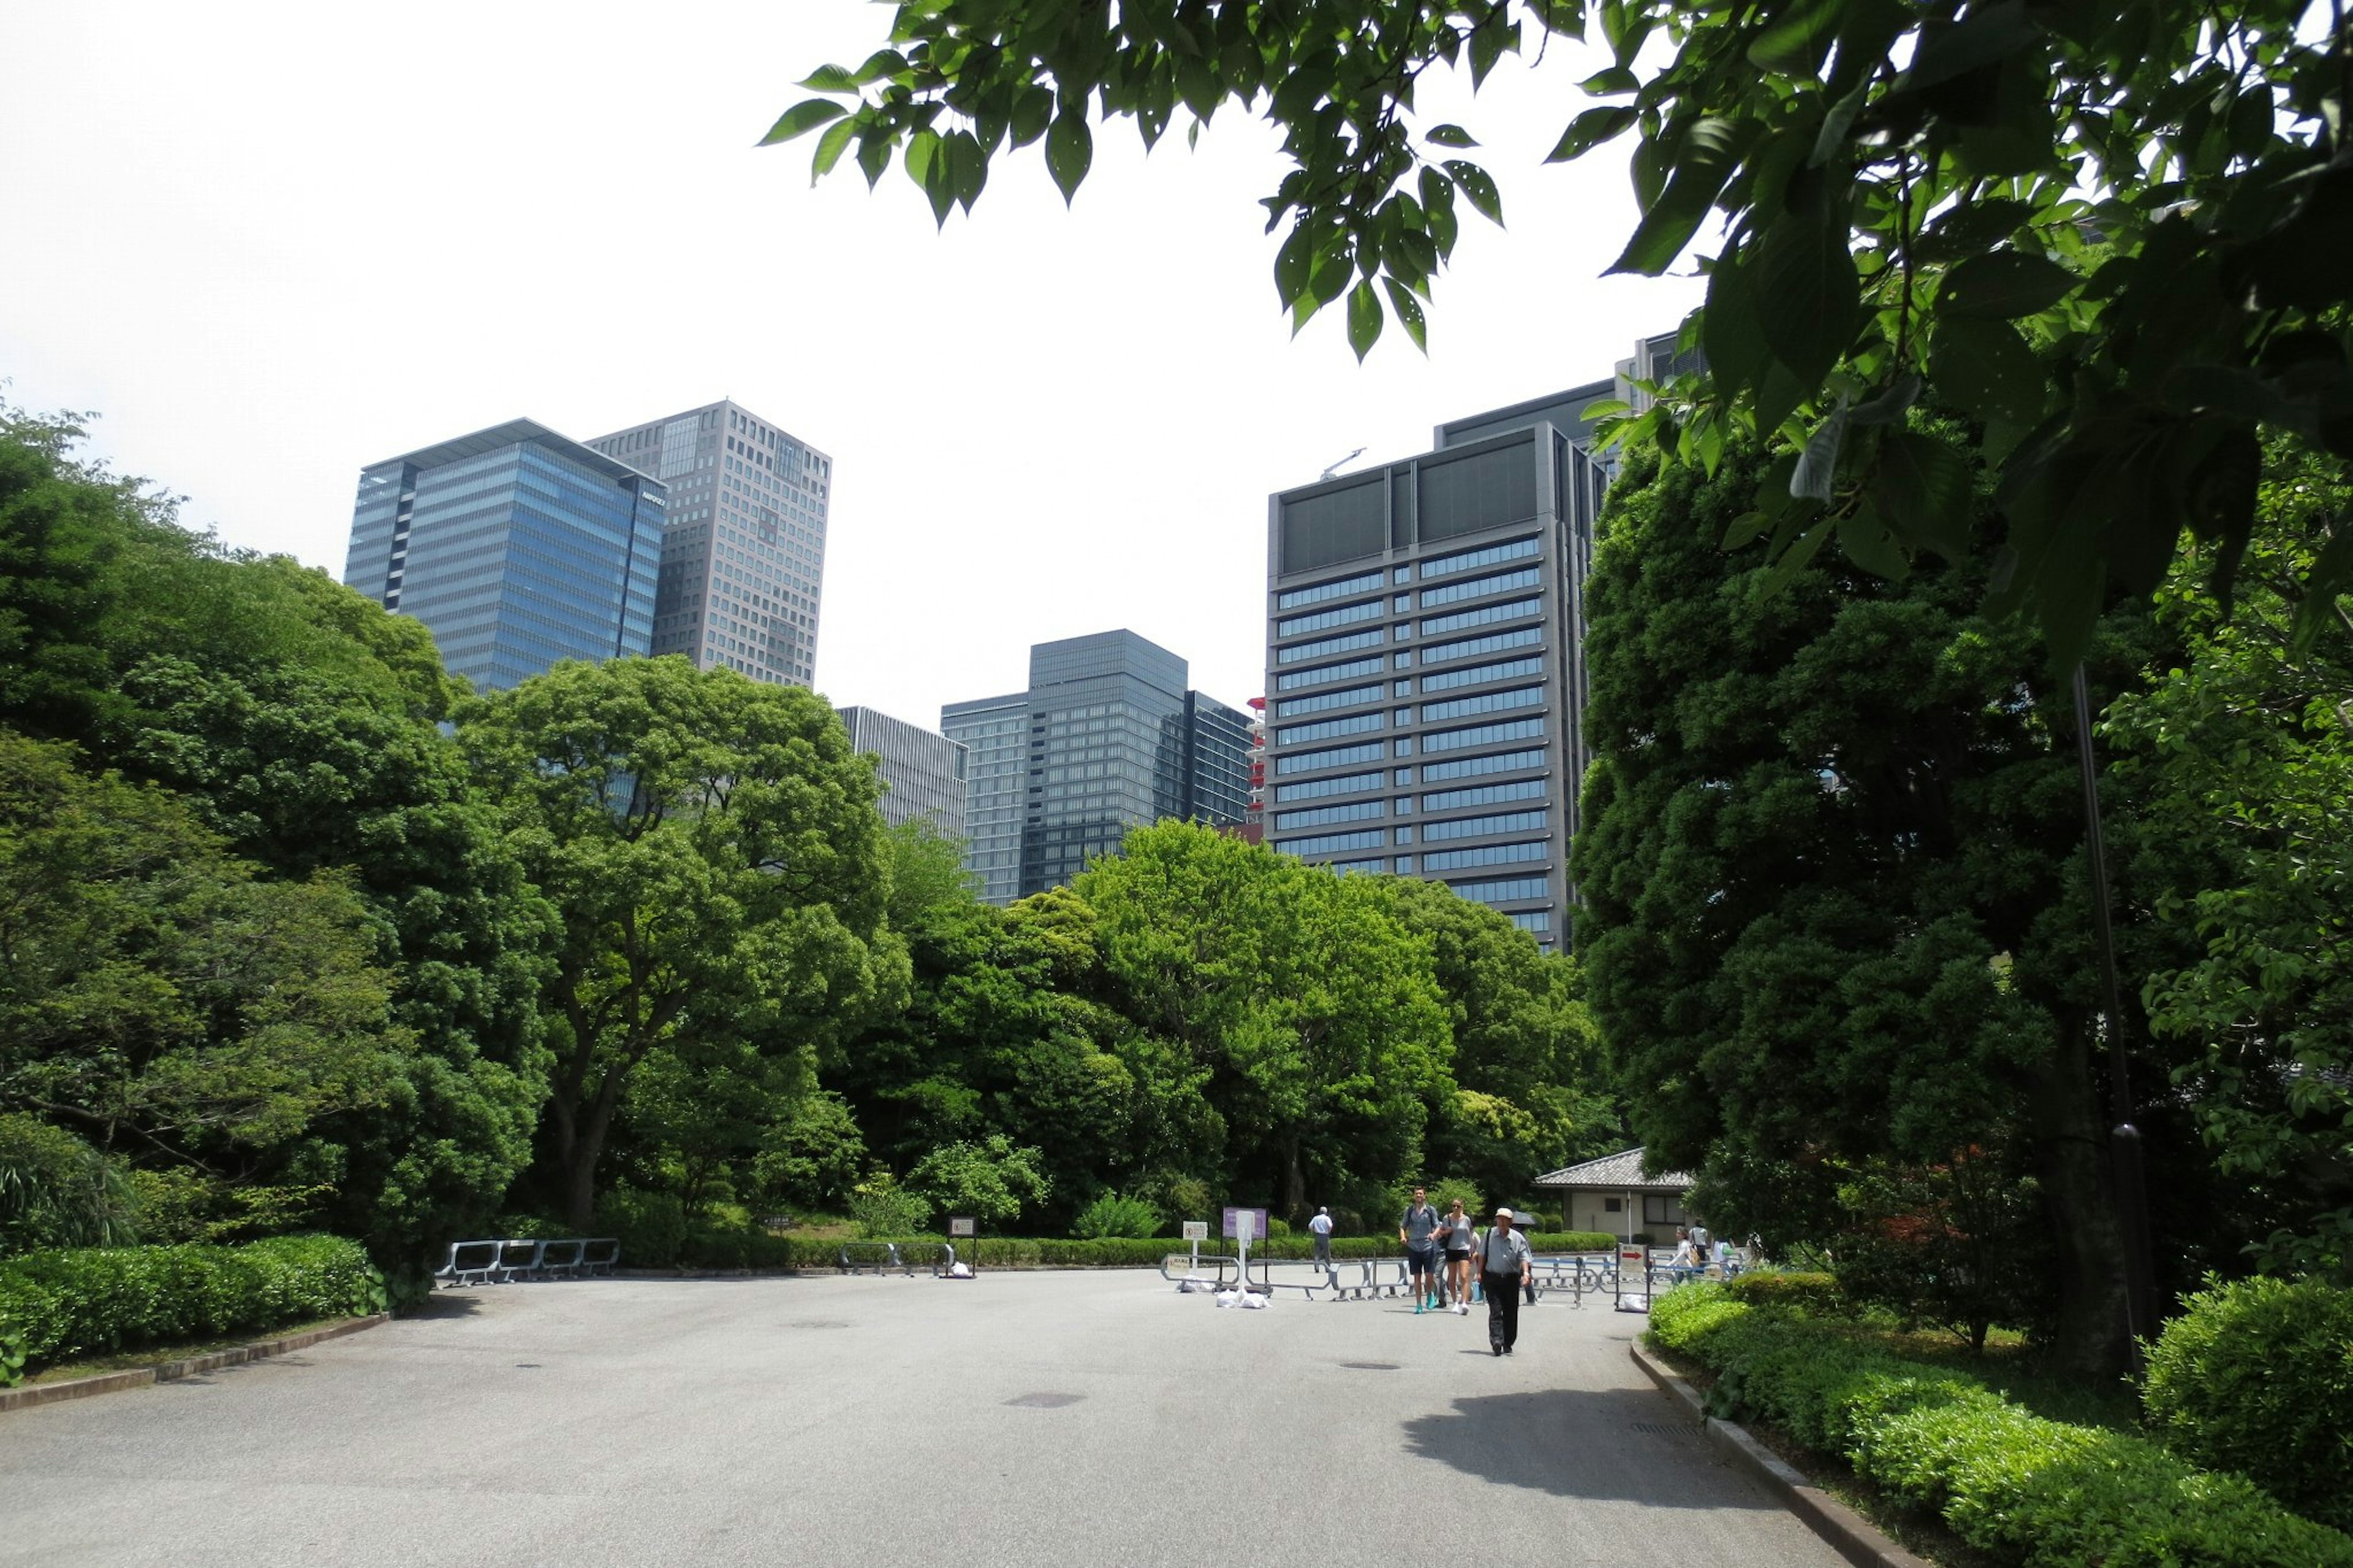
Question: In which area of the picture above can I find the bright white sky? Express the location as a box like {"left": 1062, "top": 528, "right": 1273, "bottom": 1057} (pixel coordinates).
{"left": 0, "top": 2, "right": 1699, "bottom": 724}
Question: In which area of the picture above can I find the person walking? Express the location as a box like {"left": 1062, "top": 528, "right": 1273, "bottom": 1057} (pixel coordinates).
{"left": 1400, "top": 1187, "right": 1441, "bottom": 1312}
{"left": 1309, "top": 1206, "right": 1334, "bottom": 1267}
{"left": 1441, "top": 1199, "right": 1476, "bottom": 1315}
{"left": 1480, "top": 1206, "right": 1533, "bottom": 1355}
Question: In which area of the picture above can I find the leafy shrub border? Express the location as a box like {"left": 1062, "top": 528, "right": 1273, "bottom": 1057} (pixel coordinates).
{"left": 1650, "top": 1284, "right": 2353, "bottom": 1568}
{"left": 0, "top": 1234, "right": 387, "bottom": 1384}
{"left": 664, "top": 1230, "right": 1619, "bottom": 1271}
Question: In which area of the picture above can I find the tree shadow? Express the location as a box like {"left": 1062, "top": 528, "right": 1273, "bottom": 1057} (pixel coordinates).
{"left": 1400, "top": 1387, "right": 1771, "bottom": 1508}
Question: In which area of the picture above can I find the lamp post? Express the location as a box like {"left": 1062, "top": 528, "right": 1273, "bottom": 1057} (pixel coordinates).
{"left": 2071, "top": 662, "right": 2158, "bottom": 1366}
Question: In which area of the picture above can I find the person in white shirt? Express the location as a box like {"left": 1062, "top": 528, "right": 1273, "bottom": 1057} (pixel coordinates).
{"left": 1308, "top": 1206, "right": 1334, "bottom": 1266}
{"left": 1479, "top": 1206, "right": 1533, "bottom": 1355}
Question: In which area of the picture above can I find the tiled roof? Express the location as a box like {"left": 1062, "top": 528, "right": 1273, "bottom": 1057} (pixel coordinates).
{"left": 1532, "top": 1146, "right": 1695, "bottom": 1191}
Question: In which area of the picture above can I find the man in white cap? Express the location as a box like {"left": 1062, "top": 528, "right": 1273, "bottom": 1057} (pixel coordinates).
{"left": 1480, "top": 1206, "right": 1533, "bottom": 1356}
{"left": 1308, "top": 1206, "right": 1334, "bottom": 1267}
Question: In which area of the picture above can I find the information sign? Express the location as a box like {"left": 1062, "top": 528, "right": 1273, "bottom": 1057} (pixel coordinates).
{"left": 1222, "top": 1206, "right": 1268, "bottom": 1241}
{"left": 949, "top": 1216, "right": 976, "bottom": 1238}
{"left": 1181, "top": 1221, "right": 1208, "bottom": 1242}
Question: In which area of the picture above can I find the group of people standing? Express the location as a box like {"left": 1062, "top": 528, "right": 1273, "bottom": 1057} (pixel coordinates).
{"left": 1400, "top": 1187, "right": 1531, "bottom": 1357}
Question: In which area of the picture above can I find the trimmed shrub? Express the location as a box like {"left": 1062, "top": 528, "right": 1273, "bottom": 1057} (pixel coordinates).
{"left": 0, "top": 1234, "right": 387, "bottom": 1379}
{"left": 2144, "top": 1275, "right": 2353, "bottom": 1532}
{"left": 1651, "top": 1284, "right": 2353, "bottom": 1567}
{"left": 1724, "top": 1270, "right": 1849, "bottom": 1314}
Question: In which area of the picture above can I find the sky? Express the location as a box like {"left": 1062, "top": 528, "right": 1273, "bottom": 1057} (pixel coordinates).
{"left": 0, "top": 2, "right": 1701, "bottom": 723}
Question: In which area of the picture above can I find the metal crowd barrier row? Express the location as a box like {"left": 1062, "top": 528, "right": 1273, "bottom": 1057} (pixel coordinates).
{"left": 432, "top": 1237, "right": 621, "bottom": 1288}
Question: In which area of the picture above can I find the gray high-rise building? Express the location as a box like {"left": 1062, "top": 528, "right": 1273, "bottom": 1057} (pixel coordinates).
{"left": 344, "top": 419, "right": 665, "bottom": 692}
{"left": 838, "top": 706, "right": 968, "bottom": 838}
{"left": 942, "top": 631, "right": 1254, "bottom": 904}
{"left": 1257, "top": 338, "right": 1687, "bottom": 949}
{"left": 584, "top": 401, "right": 830, "bottom": 687}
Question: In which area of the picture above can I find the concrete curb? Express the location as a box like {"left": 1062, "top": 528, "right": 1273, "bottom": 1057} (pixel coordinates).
{"left": 0, "top": 1313, "right": 390, "bottom": 1415}
{"left": 1630, "top": 1339, "right": 1934, "bottom": 1568}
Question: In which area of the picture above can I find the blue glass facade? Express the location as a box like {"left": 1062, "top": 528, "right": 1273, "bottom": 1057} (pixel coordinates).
{"left": 345, "top": 420, "right": 663, "bottom": 691}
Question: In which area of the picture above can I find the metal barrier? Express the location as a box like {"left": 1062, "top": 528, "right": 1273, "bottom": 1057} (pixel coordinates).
{"left": 835, "top": 1241, "right": 915, "bottom": 1276}
{"left": 432, "top": 1237, "right": 621, "bottom": 1287}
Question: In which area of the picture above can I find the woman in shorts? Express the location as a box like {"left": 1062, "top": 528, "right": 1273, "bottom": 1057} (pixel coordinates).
{"left": 1442, "top": 1199, "right": 1476, "bottom": 1314}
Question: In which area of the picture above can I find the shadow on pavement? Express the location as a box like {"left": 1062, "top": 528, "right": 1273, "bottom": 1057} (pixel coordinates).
{"left": 1401, "top": 1387, "right": 1770, "bottom": 1507}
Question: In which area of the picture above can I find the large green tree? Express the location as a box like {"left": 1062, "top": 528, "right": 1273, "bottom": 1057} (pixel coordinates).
{"left": 2105, "top": 449, "right": 2353, "bottom": 1280}
{"left": 1075, "top": 821, "right": 1453, "bottom": 1216}
{"left": 774, "top": 0, "right": 2350, "bottom": 664}
{"left": 0, "top": 410, "right": 553, "bottom": 1270}
{"left": 1570, "top": 439, "right": 2191, "bottom": 1373}
{"left": 460, "top": 656, "right": 909, "bottom": 1229}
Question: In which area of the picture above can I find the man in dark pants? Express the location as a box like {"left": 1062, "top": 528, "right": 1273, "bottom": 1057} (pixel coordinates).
{"left": 1480, "top": 1206, "right": 1533, "bottom": 1355}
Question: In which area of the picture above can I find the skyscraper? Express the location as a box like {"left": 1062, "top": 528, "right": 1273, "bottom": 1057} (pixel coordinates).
{"left": 584, "top": 401, "right": 831, "bottom": 687}
{"left": 344, "top": 419, "right": 664, "bottom": 692}
{"left": 1258, "top": 343, "right": 1676, "bottom": 949}
{"left": 838, "top": 705, "right": 968, "bottom": 838}
{"left": 942, "top": 631, "right": 1254, "bottom": 904}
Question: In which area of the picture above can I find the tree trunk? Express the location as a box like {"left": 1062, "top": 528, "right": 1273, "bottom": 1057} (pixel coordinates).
{"left": 1281, "top": 1137, "right": 1306, "bottom": 1222}
{"left": 2028, "top": 1019, "right": 2132, "bottom": 1377}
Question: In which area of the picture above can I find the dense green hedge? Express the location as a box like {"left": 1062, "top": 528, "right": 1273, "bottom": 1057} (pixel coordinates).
{"left": 0, "top": 1234, "right": 387, "bottom": 1382}
{"left": 661, "top": 1229, "right": 1618, "bottom": 1271}
{"left": 1722, "top": 1270, "right": 1847, "bottom": 1313}
{"left": 1650, "top": 1283, "right": 2353, "bottom": 1567}
{"left": 2143, "top": 1275, "right": 2353, "bottom": 1533}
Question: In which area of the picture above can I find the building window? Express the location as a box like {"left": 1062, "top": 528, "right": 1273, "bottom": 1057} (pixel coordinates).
{"left": 1604, "top": 1197, "right": 1622, "bottom": 1213}
{"left": 1643, "top": 1194, "right": 1686, "bottom": 1226}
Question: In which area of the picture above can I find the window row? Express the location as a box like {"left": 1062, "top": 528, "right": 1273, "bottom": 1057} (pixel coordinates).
{"left": 1272, "top": 799, "right": 1385, "bottom": 830}
{"left": 1276, "top": 828, "right": 1387, "bottom": 857}
{"left": 1447, "top": 876, "right": 1551, "bottom": 904}
{"left": 1420, "top": 597, "right": 1544, "bottom": 637}
{"left": 1276, "top": 597, "right": 1383, "bottom": 637}
{"left": 1275, "top": 683, "right": 1384, "bottom": 719}
{"left": 1275, "top": 568, "right": 1385, "bottom": 610}
{"left": 1276, "top": 627, "right": 1383, "bottom": 665}
{"left": 1272, "top": 770, "right": 1386, "bottom": 803}
{"left": 1422, "top": 839, "right": 1550, "bottom": 871}
{"left": 1272, "top": 711, "right": 1384, "bottom": 746}
{"left": 1419, "top": 566, "right": 1542, "bottom": 608}
{"left": 1275, "top": 654, "right": 1386, "bottom": 692}
{"left": 1419, "top": 656, "right": 1544, "bottom": 694}
{"left": 1273, "top": 740, "right": 1387, "bottom": 776}
{"left": 1421, "top": 808, "right": 1547, "bottom": 842}
{"left": 1422, "top": 776, "right": 1548, "bottom": 812}
{"left": 1420, "top": 535, "right": 1539, "bottom": 581}
{"left": 1420, "top": 684, "right": 1545, "bottom": 724}
{"left": 1421, "top": 718, "right": 1547, "bottom": 755}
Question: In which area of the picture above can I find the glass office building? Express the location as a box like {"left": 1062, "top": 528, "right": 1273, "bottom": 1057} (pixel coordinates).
{"left": 585, "top": 401, "right": 831, "bottom": 687}
{"left": 1257, "top": 336, "right": 1688, "bottom": 947}
{"left": 344, "top": 419, "right": 664, "bottom": 692}
{"left": 943, "top": 631, "right": 1254, "bottom": 904}
{"left": 838, "top": 705, "right": 968, "bottom": 838}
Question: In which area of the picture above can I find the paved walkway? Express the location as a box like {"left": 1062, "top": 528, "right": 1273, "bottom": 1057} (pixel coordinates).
{"left": 0, "top": 1270, "right": 1845, "bottom": 1567}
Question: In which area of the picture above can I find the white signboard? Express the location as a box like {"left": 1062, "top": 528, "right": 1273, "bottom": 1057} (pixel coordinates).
{"left": 948, "top": 1216, "right": 976, "bottom": 1238}
{"left": 1181, "top": 1220, "right": 1208, "bottom": 1242}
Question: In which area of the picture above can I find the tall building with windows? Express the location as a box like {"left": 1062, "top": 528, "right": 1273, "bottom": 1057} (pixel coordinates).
{"left": 584, "top": 401, "right": 830, "bottom": 686}
{"left": 344, "top": 419, "right": 665, "bottom": 692}
{"left": 1260, "top": 347, "right": 1669, "bottom": 948}
{"left": 942, "top": 631, "right": 1254, "bottom": 904}
{"left": 838, "top": 705, "right": 968, "bottom": 837}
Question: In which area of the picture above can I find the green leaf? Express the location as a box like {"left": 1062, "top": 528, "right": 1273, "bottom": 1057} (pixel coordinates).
{"left": 1912, "top": 199, "right": 2036, "bottom": 264}
{"left": 1754, "top": 203, "right": 1860, "bottom": 388}
{"left": 1547, "top": 106, "right": 1638, "bottom": 163}
{"left": 1444, "top": 162, "right": 1503, "bottom": 226}
{"left": 1383, "top": 278, "right": 1428, "bottom": 352}
{"left": 798, "top": 64, "right": 858, "bottom": 94}
{"left": 1749, "top": 0, "right": 1846, "bottom": 77}
{"left": 855, "top": 129, "right": 892, "bottom": 190}
{"left": 1847, "top": 373, "right": 1922, "bottom": 426}
{"left": 1045, "top": 111, "right": 1093, "bottom": 205}
{"left": 2290, "top": 520, "right": 2353, "bottom": 653}
{"left": 1759, "top": 513, "right": 1836, "bottom": 596}
{"left": 851, "top": 48, "right": 911, "bottom": 86}
{"left": 1838, "top": 505, "right": 1912, "bottom": 578}
{"left": 1275, "top": 224, "right": 1318, "bottom": 308}
{"left": 947, "top": 129, "right": 988, "bottom": 214}
{"left": 1347, "top": 279, "right": 1384, "bottom": 360}
{"left": 1792, "top": 406, "right": 1849, "bottom": 501}
{"left": 1010, "top": 88, "right": 1055, "bottom": 149}
{"left": 1723, "top": 509, "right": 1773, "bottom": 549}
{"left": 811, "top": 117, "right": 859, "bottom": 181}
{"left": 1703, "top": 252, "right": 1769, "bottom": 400}
{"left": 1931, "top": 317, "right": 2046, "bottom": 425}
{"left": 760, "top": 99, "right": 848, "bottom": 147}
{"left": 1424, "top": 124, "right": 1479, "bottom": 148}
{"left": 1608, "top": 118, "right": 1752, "bottom": 277}
{"left": 1871, "top": 430, "right": 1974, "bottom": 561}
{"left": 1581, "top": 66, "right": 1640, "bottom": 96}
{"left": 1936, "top": 251, "right": 2079, "bottom": 317}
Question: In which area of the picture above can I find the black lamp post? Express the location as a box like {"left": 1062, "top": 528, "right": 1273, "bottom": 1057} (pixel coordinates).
{"left": 2071, "top": 662, "right": 2159, "bottom": 1366}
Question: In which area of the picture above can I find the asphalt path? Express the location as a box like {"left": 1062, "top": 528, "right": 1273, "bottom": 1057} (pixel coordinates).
{"left": 0, "top": 1268, "right": 1846, "bottom": 1567}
